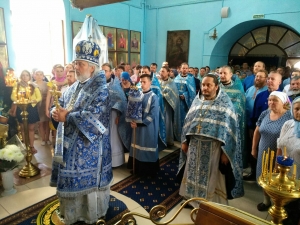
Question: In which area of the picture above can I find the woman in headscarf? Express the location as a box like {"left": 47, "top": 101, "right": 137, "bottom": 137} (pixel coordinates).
{"left": 11, "top": 70, "right": 42, "bottom": 154}
{"left": 251, "top": 91, "right": 292, "bottom": 211}
{"left": 276, "top": 96, "right": 300, "bottom": 224}
{"left": 121, "top": 71, "right": 132, "bottom": 100}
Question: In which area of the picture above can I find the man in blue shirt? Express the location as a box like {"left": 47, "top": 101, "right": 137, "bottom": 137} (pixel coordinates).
{"left": 243, "top": 69, "right": 268, "bottom": 180}
{"left": 243, "top": 61, "right": 265, "bottom": 92}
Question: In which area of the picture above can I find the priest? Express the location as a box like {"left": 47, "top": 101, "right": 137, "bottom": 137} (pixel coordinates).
{"left": 178, "top": 74, "right": 244, "bottom": 207}
{"left": 219, "top": 65, "right": 246, "bottom": 168}
{"left": 51, "top": 40, "right": 112, "bottom": 224}
{"left": 174, "top": 62, "right": 196, "bottom": 128}
{"left": 159, "top": 66, "right": 181, "bottom": 145}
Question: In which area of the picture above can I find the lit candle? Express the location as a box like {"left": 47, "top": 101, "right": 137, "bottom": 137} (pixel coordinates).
{"left": 262, "top": 151, "right": 266, "bottom": 176}
{"left": 269, "top": 151, "right": 274, "bottom": 182}
{"left": 284, "top": 147, "right": 287, "bottom": 158}
{"left": 293, "top": 164, "right": 297, "bottom": 178}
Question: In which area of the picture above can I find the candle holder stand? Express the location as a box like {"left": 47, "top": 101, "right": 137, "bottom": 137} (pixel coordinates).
{"left": 15, "top": 102, "right": 40, "bottom": 178}
{"left": 258, "top": 156, "right": 300, "bottom": 225}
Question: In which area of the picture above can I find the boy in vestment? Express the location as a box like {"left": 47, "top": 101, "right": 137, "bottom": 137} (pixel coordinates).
{"left": 127, "top": 73, "right": 160, "bottom": 176}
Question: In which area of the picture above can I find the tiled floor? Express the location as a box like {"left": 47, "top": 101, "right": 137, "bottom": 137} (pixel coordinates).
{"left": 0, "top": 139, "right": 271, "bottom": 224}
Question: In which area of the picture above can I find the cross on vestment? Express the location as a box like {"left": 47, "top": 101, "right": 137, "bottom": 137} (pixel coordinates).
{"left": 196, "top": 124, "right": 202, "bottom": 133}
{"left": 180, "top": 85, "right": 184, "bottom": 91}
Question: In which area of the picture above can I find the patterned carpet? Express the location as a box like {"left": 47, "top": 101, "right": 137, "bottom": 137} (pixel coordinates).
{"left": 0, "top": 149, "right": 182, "bottom": 225}
{"left": 111, "top": 149, "right": 183, "bottom": 214}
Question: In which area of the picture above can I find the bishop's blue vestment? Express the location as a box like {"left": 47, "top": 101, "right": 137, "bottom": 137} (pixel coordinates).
{"left": 50, "top": 71, "right": 113, "bottom": 224}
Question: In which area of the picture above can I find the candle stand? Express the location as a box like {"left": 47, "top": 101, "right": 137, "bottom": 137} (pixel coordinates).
{"left": 14, "top": 97, "right": 40, "bottom": 178}
{"left": 258, "top": 154, "right": 300, "bottom": 225}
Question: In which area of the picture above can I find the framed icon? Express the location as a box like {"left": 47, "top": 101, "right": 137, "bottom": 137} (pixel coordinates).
{"left": 130, "top": 31, "right": 141, "bottom": 53}
{"left": 72, "top": 21, "right": 83, "bottom": 39}
{"left": 116, "top": 28, "right": 128, "bottom": 51}
{"left": 108, "top": 52, "right": 117, "bottom": 68}
{"left": 103, "top": 26, "right": 117, "bottom": 51}
{"left": 117, "top": 52, "right": 128, "bottom": 65}
{"left": 130, "top": 53, "right": 140, "bottom": 68}
{"left": 166, "top": 30, "right": 190, "bottom": 68}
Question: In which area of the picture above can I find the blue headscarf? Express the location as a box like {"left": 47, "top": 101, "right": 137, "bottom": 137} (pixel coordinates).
{"left": 292, "top": 96, "right": 300, "bottom": 138}
{"left": 121, "top": 72, "right": 132, "bottom": 83}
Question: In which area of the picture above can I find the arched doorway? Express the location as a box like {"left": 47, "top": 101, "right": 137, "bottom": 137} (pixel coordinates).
{"left": 229, "top": 25, "right": 300, "bottom": 69}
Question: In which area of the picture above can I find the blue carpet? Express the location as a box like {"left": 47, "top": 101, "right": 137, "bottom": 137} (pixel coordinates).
{"left": 111, "top": 149, "right": 183, "bottom": 214}
{"left": 0, "top": 149, "right": 181, "bottom": 225}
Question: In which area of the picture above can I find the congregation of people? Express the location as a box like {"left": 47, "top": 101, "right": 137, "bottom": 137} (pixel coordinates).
{"left": 2, "top": 39, "right": 300, "bottom": 224}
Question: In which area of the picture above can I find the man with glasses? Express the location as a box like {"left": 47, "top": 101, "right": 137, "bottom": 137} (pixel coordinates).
{"left": 243, "top": 69, "right": 268, "bottom": 180}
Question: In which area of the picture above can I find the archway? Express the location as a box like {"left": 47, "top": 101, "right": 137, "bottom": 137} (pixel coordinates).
{"left": 209, "top": 19, "right": 300, "bottom": 69}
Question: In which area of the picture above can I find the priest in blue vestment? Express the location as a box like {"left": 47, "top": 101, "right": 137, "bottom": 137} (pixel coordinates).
{"left": 178, "top": 74, "right": 244, "bottom": 207}
{"left": 159, "top": 66, "right": 181, "bottom": 145}
{"left": 50, "top": 40, "right": 112, "bottom": 224}
{"left": 219, "top": 66, "right": 247, "bottom": 168}
{"left": 127, "top": 73, "right": 160, "bottom": 176}
{"left": 174, "top": 63, "right": 196, "bottom": 128}
{"left": 102, "top": 64, "right": 131, "bottom": 167}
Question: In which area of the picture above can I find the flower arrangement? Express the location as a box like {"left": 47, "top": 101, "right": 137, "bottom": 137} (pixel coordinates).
{"left": 0, "top": 145, "right": 24, "bottom": 172}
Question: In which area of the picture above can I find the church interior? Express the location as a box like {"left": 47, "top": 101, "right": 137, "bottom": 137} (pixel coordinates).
{"left": 0, "top": 0, "right": 300, "bottom": 224}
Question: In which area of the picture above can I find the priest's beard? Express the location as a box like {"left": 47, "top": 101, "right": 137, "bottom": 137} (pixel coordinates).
{"left": 76, "top": 71, "right": 91, "bottom": 82}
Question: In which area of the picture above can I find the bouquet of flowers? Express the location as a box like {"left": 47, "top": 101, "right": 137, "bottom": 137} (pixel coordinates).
{"left": 0, "top": 145, "right": 24, "bottom": 172}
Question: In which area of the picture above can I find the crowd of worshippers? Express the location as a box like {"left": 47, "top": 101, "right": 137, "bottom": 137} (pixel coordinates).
{"left": 2, "top": 53, "right": 300, "bottom": 224}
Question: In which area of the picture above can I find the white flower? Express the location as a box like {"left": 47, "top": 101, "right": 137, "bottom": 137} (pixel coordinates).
{"left": 0, "top": 145, "right": 24, "bottom": 162}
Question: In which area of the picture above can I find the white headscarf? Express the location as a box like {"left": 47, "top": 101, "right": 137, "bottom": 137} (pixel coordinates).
{"left": 269, "top": 91, "right": 289, "bottom": 104}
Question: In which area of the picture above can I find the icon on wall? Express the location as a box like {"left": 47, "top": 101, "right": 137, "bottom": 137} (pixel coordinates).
{"left": 104, "top": 26, "right": 117, "bottom": 51}
{"left": 116, "top": 29, "right": 128, "bottom": 52}
{"left": 166, "top": 30, "right": 190, "bottom": 68}
{"left": 130, "top": 31, "right": 141, "bottom": 53}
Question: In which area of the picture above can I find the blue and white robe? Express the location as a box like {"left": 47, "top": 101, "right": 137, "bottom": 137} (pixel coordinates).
{"left": 220, "top": 79, "right": 247, "bottom": 168}
{"left": 136, "top": 76, "right": 167, "bottom": 150}
{"left": 174, "top": 74, "right": 196, "bottom": 128}
{"left": 159, "top": 78, "right": 181, "bottom": 144}
{"left": 178, "top": 90, "right": 244, "bottom": 204}
{"left": 50, "top": 71, "right": 113, "bottom": 223}
{"left": 129, "top": 90, "right": 159, "bottom": 163}
{"left": 108, "top": 77, "right": 131, "bottom": 167}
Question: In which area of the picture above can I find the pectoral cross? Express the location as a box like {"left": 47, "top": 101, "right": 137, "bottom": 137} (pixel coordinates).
{"left": 196, "top": 124, "right": 202, "bottom": 133}
{"left": 88, "top": 35, "right": 92, "bottom": 41}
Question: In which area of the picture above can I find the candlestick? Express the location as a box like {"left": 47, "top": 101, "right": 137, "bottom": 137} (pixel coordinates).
{"left": 293, "top": 164, "right": 297, "bottom": 178}
{"left": 265, "top": 148, "right": 270, "bottom": 176}
{"left": 262, "top": 151, "right": 266, "bottom": 177}
{"left": 269, "top": 151, "right": 274, "bottom": 182}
